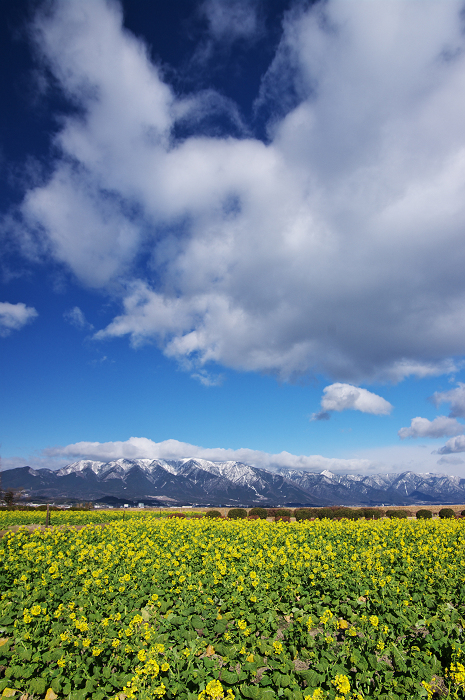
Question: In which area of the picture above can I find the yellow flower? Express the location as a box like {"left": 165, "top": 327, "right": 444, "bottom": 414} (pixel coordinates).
{"left": 31, "top": 604, "right": 42, "bottom": 616}
{"left": 319, "top": 609, "right": 333, "bottom": 625}
{"left": 369, "top": 615, "right": 379, "bottom": 628}
{"left": 161, "top": 662, "right": 169, "bottom": 672}
{"left": 82, "top": 639, "right": 91, "bottom": 648}
{"left": 332, "top": 674, "right": 350, "bottom": 695}
{"left": 92, "top": 647, "right": 102, "bottom": 656}
{"left": 112, "top": 639, "right": 120, "bottom": 648}
{"left": 198, "top": 680, "right": 229, "bottom": 700}
{"left": 338, "top": 619, "right": 349, "bottom": 630}
{"left": 305, "top": 690, "right": 324, "bottom": 700}
{"left": 273, "top": 641, "right": 283, "bottom": 654}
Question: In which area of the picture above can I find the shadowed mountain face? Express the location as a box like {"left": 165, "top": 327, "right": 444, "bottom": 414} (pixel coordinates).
{"left": 2, "top": 459, "right": 465, "bottom": 506}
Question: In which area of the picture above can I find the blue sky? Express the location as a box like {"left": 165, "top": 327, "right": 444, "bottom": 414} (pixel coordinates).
{"left": 2, "top": 0, "right": 465, "bottom": 476}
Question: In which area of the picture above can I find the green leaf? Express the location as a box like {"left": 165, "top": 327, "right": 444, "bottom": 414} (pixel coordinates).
{"left": 29, "top": 678, "right": 46, "bottom": 695}
{"left": 221, "top": 670, "right": 239, "bottom": 685}
{"left": 17, "top": 649, "right": 31, "bottom": 661}
{"left": 70, "top": 690, "right": 87, "bottom": 700}
{"left": 299, "top": 670, "right": 323, "bottom": 688}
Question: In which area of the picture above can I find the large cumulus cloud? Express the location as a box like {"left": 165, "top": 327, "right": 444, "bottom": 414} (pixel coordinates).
{"left": 12, "top": 0, "right": 465, "bottom": 382}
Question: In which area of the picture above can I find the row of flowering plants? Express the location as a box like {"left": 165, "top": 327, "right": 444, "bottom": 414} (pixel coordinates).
{"left": 1, "top": 518, "right": 465, "bottom": 699}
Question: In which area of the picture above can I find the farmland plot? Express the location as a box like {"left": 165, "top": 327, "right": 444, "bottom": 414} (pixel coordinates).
{"left": 0, "top": 518, "right": 464, "bottom": 700}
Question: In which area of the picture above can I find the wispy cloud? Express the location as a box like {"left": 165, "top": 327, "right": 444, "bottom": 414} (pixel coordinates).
{"left": 64, "top": 306, "right": 93, "bottom": 331}
{"left": 200, "top": 0, "right": 260, "bottom": 42}
{"left": 431, "top": 382, "right": 465, "bottom": 418}
{"left": 191, "top": 369, "right": 224, "bottom": 387}
{"left": 0, "top": 301, "right": 38, "bottom": 337}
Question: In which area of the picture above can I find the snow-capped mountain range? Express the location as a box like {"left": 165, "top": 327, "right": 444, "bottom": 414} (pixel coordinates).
{"left": 3, "top": 458, "right": 465, "bottom": 506}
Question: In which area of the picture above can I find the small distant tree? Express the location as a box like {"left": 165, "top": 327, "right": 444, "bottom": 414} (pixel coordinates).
{"left": 248, "top": 507, "right": 268, "bottom": 519}
{"left": 274, "top": 508, "right": 292, "bottom": 518}
{"left": 386, "top": 509, "right": 409, "bottom": 519}
{"left": 439, "top": 508, "right": 455, "bottom": 519}
{"left": 3, "top": 490, "right": 15, "bottom": 508}
{"left": 205, "top": 510, "right": 222, "bottom": 518}
{"left": 360, "top": 508, "right": 384, "bottom": 519}
{"left": 416, "top": 509, "right": 432, "bottom": 519}
{"left": 294, "top": 508, "right": 317, "bottom": 521}
{"left": 227, "top": 508, "right": 247, "bottom": 519}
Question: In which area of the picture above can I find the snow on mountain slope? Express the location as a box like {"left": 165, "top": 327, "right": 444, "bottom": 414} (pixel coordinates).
{"left": 7, "top": 458, "right": 465, "bottom": 505}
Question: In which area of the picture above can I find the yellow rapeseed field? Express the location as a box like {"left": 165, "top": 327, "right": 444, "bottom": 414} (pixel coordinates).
{"left": 0, "top": 516, "right": 464, "bottom": 699}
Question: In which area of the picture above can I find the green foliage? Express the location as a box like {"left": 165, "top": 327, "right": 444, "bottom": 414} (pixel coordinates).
{"left": 204, "top": 510, "right": 222, "bottom": 519}
{"left": 294, "top": 507, "right": 384, "bottom": 521}
{"left": 227, "top": 508, "right": 248, "bottom": 519}
{"left": 360, "top": 508, "right": 385, "bottom": 519}
{"left": 293, "top": 508, "right": 317, "bottom": 521}
{"left": 1, "top": 514, "right": 465, "bottom": 700}
{"left": 439, "top": 508, "right": 455, "bottom": 519}
{"left": 416, "top": 509, "right": 433, "bottom": 519}
{"left": 386, "top": 509, "right": 409, "bottom": 519}
{"left": 248, "top": 508, "right": 268, "bottom": 519}
{"left": 267, "top": 508, "right": 292, "bottom": 518}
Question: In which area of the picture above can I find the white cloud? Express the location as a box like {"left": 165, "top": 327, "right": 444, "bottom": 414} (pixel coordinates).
{"left": 436, "top": 435, "right": 465, "bottom": 455}
{"left": 42, "top": 436, "right": 374, "bottom": 473}
{"left": 11, "top": 0, "right": 465, "bottom": 383}
{"left": 398, "top": 415, "right": 465, "bottom": 439}
{"left": 437, "top": 455, "right": 465, "bottom": 466}
{"left": 201, "top": 0, "right": 259, "bottom": 42}
{"left": 64, "top": 306, "right": 93, "bottom": 330}
{"left": 353, "top": 442, "right": 465, "bottom": 477}
{"left": 432, "top": 382, "right": 465, "bottom": 418}
{"left": 190, "top": 369, "right": 224, "bottom": 387}
{"left": 312, "top": 383, "right": 392, "bottom": 420}
{"left": 0, "top": 437, "right": 459, "bottom": 476}
{"left": 0, "top": 302, "right": 38, "bottom": 337}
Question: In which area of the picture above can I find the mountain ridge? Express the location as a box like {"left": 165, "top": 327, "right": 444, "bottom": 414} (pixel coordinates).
{"left": 2, "top": 458, "right": 465, "bottom": 506}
